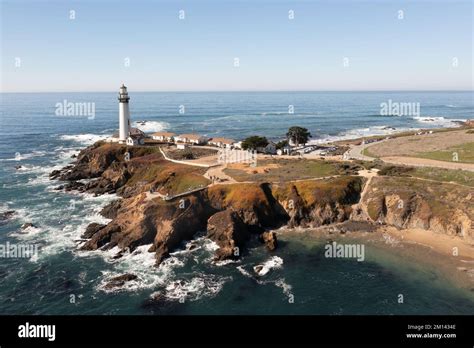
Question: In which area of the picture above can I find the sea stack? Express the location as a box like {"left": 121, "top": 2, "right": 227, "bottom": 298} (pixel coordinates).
{"left": 118, "top": 84, "right": 131, "bottom": 144}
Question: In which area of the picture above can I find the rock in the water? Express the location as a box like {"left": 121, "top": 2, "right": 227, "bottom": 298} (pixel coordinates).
{"left": 464, "top": 119, "right": 474, "bottom": 127}
{"left": 253, "top": 265, "right": 264, "bottom": 274}
{"left": 260, "top": 231, "right": 278, "bottom": 251}
{"left": 80, "top": 224, "right": 121, "bottom": 251}
{"left": 49, "top": 170, "right": 61, "bottom": 179}
{"left": 81, "top": 222, "right": 106, "bottom": 239}
{"left": 207, "top": 209, "right": 251, "bottom": 261}
{"left": 63, "top": 181, "right": 85, "bottom": 192}
{"left": 186, "top": 242, "right": 198, "bottom": 251}
{"left": 0, "top": 210, "right": 15, "bottom": 222}
{"left": 21, "top": 222, "right": 37, "bottom": 230}
{"left": 103, "top": 273, "right": 138, "bottom": 289}
{"left": 151, "top": 194, "right": 213, "bottom": 265}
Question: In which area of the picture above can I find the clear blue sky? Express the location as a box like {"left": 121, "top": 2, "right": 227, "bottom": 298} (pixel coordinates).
{"left": 1, "top": 0, "right": 472, "bottom": 92}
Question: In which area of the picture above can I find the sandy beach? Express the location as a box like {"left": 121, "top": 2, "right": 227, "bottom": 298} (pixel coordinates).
{"left": 382, "top": 226, "right": 474, "bottom": 260}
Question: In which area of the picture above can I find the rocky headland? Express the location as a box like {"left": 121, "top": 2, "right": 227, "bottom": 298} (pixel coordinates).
{"left": 51, "top": 141, "right": 474, "bottom": 267}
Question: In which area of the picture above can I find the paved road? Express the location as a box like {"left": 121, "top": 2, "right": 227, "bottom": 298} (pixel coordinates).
{"left": 345, "top": 141, "right": 386, "bottom": 161}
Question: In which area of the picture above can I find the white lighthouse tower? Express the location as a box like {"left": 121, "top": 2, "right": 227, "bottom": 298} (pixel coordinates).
{"left": 118, "top": 84, "right": 130, "bottom": 144}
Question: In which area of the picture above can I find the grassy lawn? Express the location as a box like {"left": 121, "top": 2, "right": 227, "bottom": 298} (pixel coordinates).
{"left": 272, "top": 176, "right": 364, "bottom": 206}
{"left": 223, "top": 159, "right": 354, "bottom": 182}
{"left": 362, "top": 147, "right": 379, "bottom": 158}
{"left": 411, "top": 167, "right": 474, "bottom": 187}
{"left": 126, "top": 160, "right": 210, "bottom": 195}
{"left": 377, "top": 164, "right": 474, "bottom": 187}
{"left": 415, "top": 142, "right": 474, "bottom": 164}
{"left": 165, "top": 173, "right": 210, "bottom": 196}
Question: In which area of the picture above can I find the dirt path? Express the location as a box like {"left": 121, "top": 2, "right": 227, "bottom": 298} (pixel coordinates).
{"left": 351, "top": 169, "right": 379, "bottom": 220}
{"left": 357, "top": 169, "right": 378, "bottom": 199}
{"left": 159, "top": 147, "right": 218, "bottom": 168}
{"left": 204, "top": 165, "right": 237, "bottom": 184}
{"left": 144, "top": 191, "right": 167, "bottom": 201}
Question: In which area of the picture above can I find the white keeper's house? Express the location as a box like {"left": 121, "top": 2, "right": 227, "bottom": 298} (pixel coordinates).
{"left": 208, "top": 137, "right": 235, "bottom": 149}
{"left": 174, "top": 134, "right": 208, "bottom": 145}
{"left": 152, "top": 132, "right": 176, "bottom": 142}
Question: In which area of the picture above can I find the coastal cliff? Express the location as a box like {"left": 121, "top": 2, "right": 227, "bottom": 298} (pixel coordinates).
{"left": 360, "top": 176, "right": 473, "bottom": 242}
{"left": 52, "top": 142, "right": 474, "bottom": 265}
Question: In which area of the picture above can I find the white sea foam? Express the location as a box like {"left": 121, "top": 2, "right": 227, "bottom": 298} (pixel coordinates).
{"left": 132, "top": 121, "right": 169, "bottom": 133}
{"left": 253, "top": 256, "right": 284, "bottom": 276}
{"left": 413, "top": 116, "right": 465, "bottom": 127}
{"left": 275, "top": 278, "right": 293, "bottom": 298}
{"left": 55, "top": 147, "right": 80, "bottom": 161}
{"left": 261, "top": 111, "right": 298, "bottom": 116}
{"left": 59, "top": 133, "right": 109, "bottom": 145}
{"left": 0, "top": 203, "right": 12, "bottom": 213}
{"left": 26, "top": 174, "right": 52, "bottom": 186}
{"left": 96, "top": 244, "right": 186, "bottom": 293}
{"left": 309, "top": 126, "right": 413, "bottom": 145}
{"left": 9, "top": 192, "right": 116, "bottom": 262}
{"left": 14, "top": 164, "right": 42, "bottom": 172}
{"left": 8, "top": 144, "right": 83, "bottom": 189}
{"left": 236, "top": 265, "right": 254, "bottom": 278}
{"left": 238, "top": 261, "right": 293, "bottom": 299}
{"left": 213, "top": 259, "right": 241, "bottom": 266}
{"left": 96, "top": 242, "right": 230, "bottom": 301}
{"left": 168, "top": 236, "right": 220, "bottom": 264}
{"left": 9, "top": 224, "right": 42, "bottom": 238}
{"left": 0, "top": 150, "right": 48, "bottom": 162}
{"left": 381, "top": 233, "right": 401, "bottom": 247}
{"left": 163, "top": 274, "right": 231, "bottom": 301}
{"left": 308, "top": 116, "right": 464, "bottom": 145}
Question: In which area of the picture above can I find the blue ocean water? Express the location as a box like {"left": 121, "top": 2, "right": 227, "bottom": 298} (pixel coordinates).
{"left": 0, "top": 91, "right": 473, "bottom": 314}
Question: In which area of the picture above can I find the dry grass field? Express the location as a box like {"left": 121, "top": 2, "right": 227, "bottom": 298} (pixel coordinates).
{"left": 363, "top": 129, "right": 474, "bottom": 164}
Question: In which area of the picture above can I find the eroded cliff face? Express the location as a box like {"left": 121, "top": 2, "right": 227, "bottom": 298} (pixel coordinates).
{"left": 272, "top": 177, "right": 363, "bottom": 228}
{"left": 53, "top": 143, "right": 473, "bottom": 266}
{"left": 80, "top": 178, "right": 363, "bottom": 265}
{"left": 361, "top": 176, "right": 474, "bottom": 242}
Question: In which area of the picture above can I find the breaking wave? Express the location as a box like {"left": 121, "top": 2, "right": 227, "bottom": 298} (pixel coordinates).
{"left": 132, "top": 120, "right": 169, "bottom": 133}
{"left": 309, "top": 125, "right": 411, "bottom": 145}
{"left": 412, "top": 116, "right": 465, "bottom": 127}
{"left": 59, "top": 133, "right": 110, "bottom": 145}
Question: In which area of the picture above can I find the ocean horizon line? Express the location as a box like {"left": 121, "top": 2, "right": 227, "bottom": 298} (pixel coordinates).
{"left": 1, "top": 89, "right": 473, "bottom": 94}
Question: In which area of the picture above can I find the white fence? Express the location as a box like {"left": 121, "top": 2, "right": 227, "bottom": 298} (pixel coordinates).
{"left": 218, "top": 149, "right": 257, "bottom": 166}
